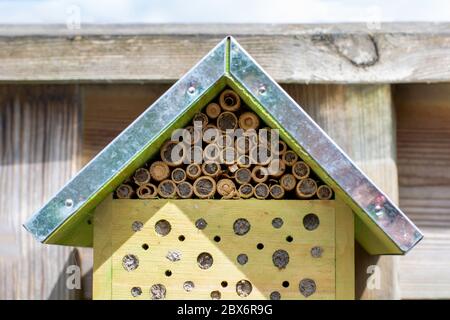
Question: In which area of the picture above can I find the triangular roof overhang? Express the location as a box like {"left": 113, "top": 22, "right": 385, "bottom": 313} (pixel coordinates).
{"left": 24, "top": 37, "right": 423, "bottom": 254}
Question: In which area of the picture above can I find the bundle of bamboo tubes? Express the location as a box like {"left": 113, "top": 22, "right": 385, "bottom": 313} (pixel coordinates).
{"left": 115, "top": 88, "right": 333, "bottom": 200}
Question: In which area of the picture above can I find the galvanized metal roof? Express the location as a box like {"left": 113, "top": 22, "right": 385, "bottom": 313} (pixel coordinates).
{"left": 24, "top": 37, "right": 423, "bottom": 254}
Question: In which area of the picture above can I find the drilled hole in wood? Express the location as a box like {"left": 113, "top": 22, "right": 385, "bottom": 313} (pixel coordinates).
{"left": 236, "top": 280, "right": 252, "bottom": 297}
{"left": 311, "top": 246, "right": 323, "bottom": 258}
{"left": 286, "top": 235, "right": 293, "bottom": 243}
{"left": 272, "top": 249, "right": 289, "bottom": 269}
{"left": 197, "top": 252, "right": 214, "bottom": 269}
{"left": 87, "top": 219, "right": 92, "bottom": 225}
{"left": 299, "top": 279, "right": 316, "bottom": 297}
{"left": 122, "top": 254, "right": 139, "bottom": 272}
{"left": 237, "top": 253, "right": 248, "bottom": 265}
{"left": 195, "top": 218, "right": 207, "bottom": 230}
{"left": 282, "top": 281, "right": 290, "bottom": 288}
{"left": 178, "top": 235, "right": 185, "bottom": 242}
{"left": 303, "top": 214, "right": 320, "bottom": 231}
{"left": 132, "top": 221, "right": 143, "bottom": 232}
{"left": 142, "top": 243, "right": 149, "bottom": 250}
{"left": 214, "top": 235, "right": 221, "bottom": 242}
{"left": 183, "top": 281, "right": 195, "bottom": 292}
{"left": 221, "top": 281, "right": 228, "bottom": 288}
{"left": 131, "top": 287, "right": 142, "bottom": 297}
{"left": 155, "top": 219, "right": 171, "bottom": 236}
{"left": 257, "top": 243, "right": 264, "bottom": 250}
{"left": 233, "top": 218, "right": 251, "bottom": 235}
{"left": 165, "top": 270, "right": 172, "bottom": 277}
{"left": 272, "top": 217, "right": 283, "bottom": 229}
{"left": 150, "top": 284, "right": 166, "bottom": 300}
{"left": 270, "top": 291, "right": 281, "bottom": 300}
{"left": 210, "top": 290, "right": 221, "bottom": 300}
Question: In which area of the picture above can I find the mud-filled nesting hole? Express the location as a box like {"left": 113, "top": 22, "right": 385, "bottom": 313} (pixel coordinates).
{"left": 233, "top": 218, "right": 251, "bottom": 235}
{"left": 197, "top": 252, "right": 214, "bottom": 269}
{"left": 155, "top": 219, "right": 171, "bottom": 236}
{"left": 303, "top": 213, "right": 320, "bottom": 231}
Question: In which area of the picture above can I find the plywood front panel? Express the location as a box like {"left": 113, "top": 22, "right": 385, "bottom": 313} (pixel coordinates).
{"left": 103, "top": 200, "right": 336, "bottom": 300}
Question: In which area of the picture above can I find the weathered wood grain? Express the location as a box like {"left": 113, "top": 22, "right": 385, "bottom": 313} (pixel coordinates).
{"left": 395, "top": 83, "right": 450, "bottom": 299}
{"left": 0, "top": 85, "right": 82, "bottom": 299}
{"left": 0, "top": 23, "right": 449, "bottom": 83}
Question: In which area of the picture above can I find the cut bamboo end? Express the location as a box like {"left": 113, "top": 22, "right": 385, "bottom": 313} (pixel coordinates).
{"left": 236, "top": 136, "right": 251, "bottom": 155}
{"left": 238, "top": 183, "right": 254, "bottom": 199}
{"left": 216, "top": 133, "right": 233, "bottom": 149}
{"left": 258, "top": 127, "right": 273, "bottom": 144}
{"left": 237, "top": 154, "right": 251, "bottom": 168}
{"left": 137, "top": 183, "right": 158, "bottom": 199}
{"left": 149, "top": 161, "right": 170, "bottom": 182}
{"left": 171, "top": 168, "right": 187, "bottom": 184}
{"left": 221, "top": 147, "right": 236, "bottom": 165}
{"left": 217, "top": 179, "right": 236, "bottom": 197}
{"left": 185, "top": 126, "right": 201, "bottom": 145}
{"left": 133, "top": 167, "right": 151, "bottom": 185}
{"left": 160, "top": 140, "right": 186, "bottom": 166}
{"left": 219, "top": 89, "right": 241, "bottom": 112}
{"left": 296, "top": 178, "right": 318, "bottom": 199}
{"left": 267, "top": 159, "right": 286, "bottom": 178}
{"left": 205, "top": 102, "right": 222, "bottom": 119}
{"left": 116, "top": 184, "right": 134, "bottom": 199}
{"left": 282, "top": 150, "right": 298, "bottom": 166}
{"left": 176, "top": 181, "right": 194, "bottom": 199}
{"left": 270, "top": 184, "right": 285, "bottom": 199}
{"left": 250, "top": 145, "right": 272, "bottom": 166}
{"left": 158, "top": 179, "right": 177, "bottom": 198}
{"left": 192, "top": 112, "right": 209, "bottom": 128}
{"left": 280, "top": 174, "right": 297, "bottom": 191}
{"left": 272, "top": 140, "right": 287, "bottom": 156}
{"left": 193, "top": 176, "right": 217, "bottom": 199}
{"left": 254, "top": 183, "right": 270, "bottom": 199}
{"left": 317, "top": 185, "right": 333, "bottom": 200}
{"left": 217, "top": 111, "right": 238, "bottom": 132}
{"left": 252, "top": 165, "right": 269, "bottom": 183}
{"left": 235, "top": 168, "right": 252, "bottom": 184}
{"left": 239, "top": 112, "right": 260, "bottom": 130}
{"left": 187, "top": 145, "right": 203, "bottom": 164}
{"left": 203, "top": 144, "right": 221, "bottom": 161}
{"left": 203, "top": 125, "right": 220, "bottom": 144}
{"left": 292, "top": 161, "right": 310, "bottom": 180}
{"left": 186, "top": 163, "right": 202, "bottom": 180}
{"left": 202, "top": 161, "right": 221, "bottom": 177}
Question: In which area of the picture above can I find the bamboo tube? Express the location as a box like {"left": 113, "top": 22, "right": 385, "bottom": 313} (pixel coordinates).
{"left": 252, "top": 165, "right": 269, "bottom": 183}
{"left": 192, "top": 112, "right": 209, "bottom": 128}
{"left": 133, "top": 167, "right": 151, "bottom": 185}
{"left": 292, "top": 161, "right": 310, "bottom": 180}
{"left": 116, "top": 184, "right": 134, "bottom": 199}
{"left": 186, "top": 163, "right": 202, "bottom": 180}
{"left": 270, "top": 184, "right": 285, "bottom": 199}
{"left": 254, "top": 183, "right": 270, "bottom": 199}
{"left": 184, "top": 126, "right": 201, "bottom": 145}
{"left": 228, "top": 163, "right": 239, "bottom": 173}
{"left": 216, "top": 133, "right": 233, "bottom": 149}
{"left": 187, "top": 145, "right": 203, "bottom": 164}
{"left": 237, "top": 154, "right": 251, "bottom": 168}
{"left": 202, "top": 161, "right": 221, "bottom": 177}
{"left": 158, "top": 179, "right": 177, "bottom": 198}
{"left": 137, "top": 183, "right": 158, "bottom": 199}
{"left": 221, "top": 146, "right": 236, "bottom": 165}
{"left": 217, "top": 111, "right": 238, "bottom": 132}
{"left": 296, "top": 178, "right": 318, "bottom": 199}
{"left": 160, "top": 140, "right": 186, "bottom": 166}
{"left": 217, "top": 179, "right": 236, "bottom": 197}
{"left": 317, "top": 185, "right": 333, "bottom": 200}
{"left": 258, "top": 127, "right": 272, "bottom": 145}
{"left": 193, "top": 176, "right": 217, "bottom": 199}
{"left": 203, "top": 124, "right": 220, "bottom": 144}
{"left": 239, "top": 112, "right": 260, "bottom": 130}
{"left": 236, "top": 136, "right": 250, "bottom": 155}
{"left": 235, "top": 168, "right": 252, "bottom": 184}
{"left": 250, "top": 145, "right": 272, "bottom": 166}
{"left": 219, "top": 89, "right": 241, "bottom": 112}
{"left": 280, "top": 174, "right": 297, "bottom": 191}
{"left": 176, "top": 181, "right": 194, "bottom": 199}
{"left": 272, "top": 140, "right": 287, "bottom": 156}
{"left": 205, "top": 102, "right": 222, "bottom": 119}
{"left": 149, "top": 161, "right": 170, "bottom": 182}
{"left": 171, "top": 168, "right": 187, "bottom": 184}
{"left": 282, "top": 150, "right": 298, "bottom": 166}
{"left": 203, "top": 144, "right": 220, "bottom": 161}
{"left": 267, "top": 159, "right": 286, "bottom": 178}
{"left": 238, "top": 183, "right": 254, "bottom": 199}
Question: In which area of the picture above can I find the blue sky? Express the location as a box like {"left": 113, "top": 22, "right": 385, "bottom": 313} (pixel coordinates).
{"left": 0, "top": 0, "right": 448, "bottom": 24}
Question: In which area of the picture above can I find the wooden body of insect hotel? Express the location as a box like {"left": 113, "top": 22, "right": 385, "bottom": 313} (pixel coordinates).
{"left": 24, "top": 37, "right": 423, "bottom": 300}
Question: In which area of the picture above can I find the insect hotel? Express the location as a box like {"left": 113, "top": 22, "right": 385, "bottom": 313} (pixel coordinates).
{"left": 24, "top": 37, "right": 423, "bottom": 300}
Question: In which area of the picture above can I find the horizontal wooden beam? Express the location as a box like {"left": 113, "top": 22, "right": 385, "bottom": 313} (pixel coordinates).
{"left": 0, "top": 23, "right": 449, "bottom": 83}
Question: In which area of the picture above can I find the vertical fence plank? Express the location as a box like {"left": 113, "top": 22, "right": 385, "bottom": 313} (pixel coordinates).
{"left": 0, "top": 85, "right": 82, "bottom": 299}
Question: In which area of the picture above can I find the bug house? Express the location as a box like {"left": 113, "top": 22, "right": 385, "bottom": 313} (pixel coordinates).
{"left": 24, "top": 37, "right": 423, "bottom": 300}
